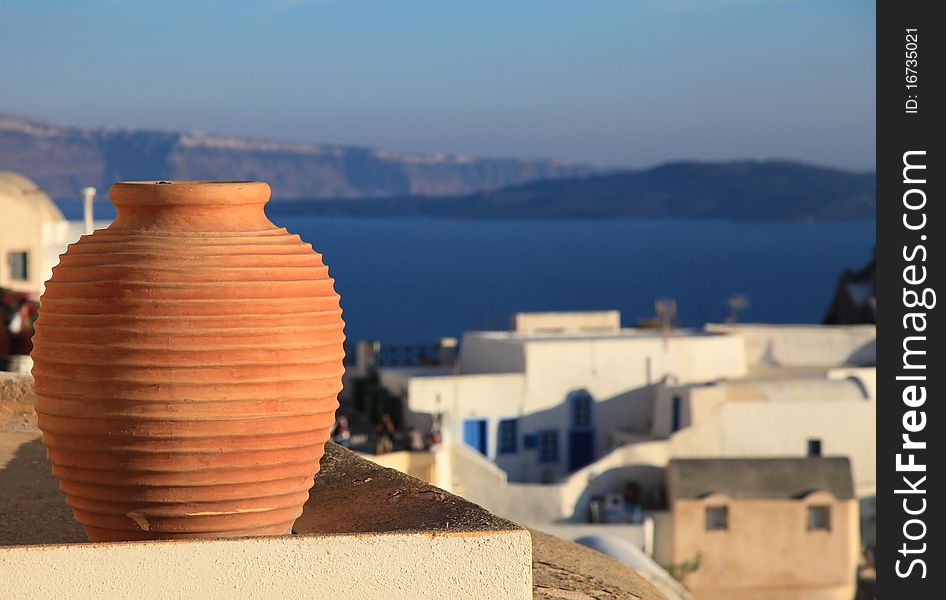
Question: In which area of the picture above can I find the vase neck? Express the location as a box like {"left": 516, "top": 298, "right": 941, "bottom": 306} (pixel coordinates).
{"left": 108, "top": 181, "right": 274, "bottom": 232}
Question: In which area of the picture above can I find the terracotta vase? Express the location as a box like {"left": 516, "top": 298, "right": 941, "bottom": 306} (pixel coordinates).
{"left": 30, "top": 181, "right": 345, "bottom": 542}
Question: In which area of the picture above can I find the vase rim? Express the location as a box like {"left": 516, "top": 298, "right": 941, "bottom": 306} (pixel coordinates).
{"left": 109, "top": 180, "right": 271, "bottom": 206}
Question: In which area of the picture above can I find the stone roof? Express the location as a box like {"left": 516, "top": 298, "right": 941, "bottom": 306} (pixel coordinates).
{"left": 667, "top": 457, "right": 855, "bottom": 501}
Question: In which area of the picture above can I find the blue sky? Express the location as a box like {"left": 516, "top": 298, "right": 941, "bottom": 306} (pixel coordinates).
{"left": 2, "top": 0, "right": 874, "bottom": 169}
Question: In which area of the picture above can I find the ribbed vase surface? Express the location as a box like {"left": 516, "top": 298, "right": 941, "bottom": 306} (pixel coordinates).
{"left": 30, "top": 181, "right": 345, "bottom": 541}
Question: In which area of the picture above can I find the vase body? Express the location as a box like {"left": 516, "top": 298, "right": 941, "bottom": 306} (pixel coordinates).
{"left": 30, "top": 181, "right": 345, "bottom": 541}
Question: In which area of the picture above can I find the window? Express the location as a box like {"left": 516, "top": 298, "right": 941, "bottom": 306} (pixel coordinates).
{"left": 807, "top": 439, "right": 822, "bottom": 457}
{"left": 497, "top": 419, "right": 518, "bottom": 454}
{"left": 7, "top": 251, "right": 28, "bottom": 281}
{"left": 671, "top": 396, "right": 683, "bottom": 432}
{"left": 808, "top": 506, "right": 831, "bottom": 531}
{"left": 705, "top": 506, "right": 728, "bottom": 531}
{"left": 537, "top": 430, "right": 559, "bottom": 464}
{"left": 572, "top": 392, "right": 592, "bottom": 428}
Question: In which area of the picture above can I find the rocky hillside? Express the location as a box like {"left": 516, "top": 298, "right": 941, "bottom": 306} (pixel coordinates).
{"left": 268, "top": 160, "right": 877, "bottom": 221}
{"left": 451, "top": 160, "right": 877, "bottom": 220}
{"left": 0, "top": 115, "right": 593, "bottom": 199}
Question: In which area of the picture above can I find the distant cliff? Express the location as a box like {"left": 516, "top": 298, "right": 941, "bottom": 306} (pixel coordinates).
{"left": 0, "top": 115, "right": 594, "bottom": 199}
{"left": 2, "top": 114, "right": 875, "bottom": 221}
{"left": 267, "top": 161, "right": 877, "bottom": 221}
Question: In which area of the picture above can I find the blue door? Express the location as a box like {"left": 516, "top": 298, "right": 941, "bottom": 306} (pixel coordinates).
{"left": 568, "top": 391, "right": 595, "bottom": 471}
{"left": 568, "top": 430, "right": 594, "bottom": 471}
{"left": 463, "top": 419, "right": 488, "bottom": 455}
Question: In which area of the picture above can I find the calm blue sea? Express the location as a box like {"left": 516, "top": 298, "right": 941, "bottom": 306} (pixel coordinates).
{"left": 265, "top": 215, "right": 875, "bottom": 344}
{"left": 59, "top": 202, "right": 875, "bottom": 343}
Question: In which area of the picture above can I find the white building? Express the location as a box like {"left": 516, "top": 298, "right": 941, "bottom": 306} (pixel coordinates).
{"left": 378, "top": 313, "right": 876, "bottom": 494}
{"left": 380, "top": 312, "right": 749, "bottom": 483}
{"left": 0, "top": 171, "right": 108, "bottom": 299}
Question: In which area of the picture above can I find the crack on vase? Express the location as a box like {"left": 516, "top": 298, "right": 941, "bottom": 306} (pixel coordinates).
{"left": 127, "top": 511, "right": 150, "bottom": 531}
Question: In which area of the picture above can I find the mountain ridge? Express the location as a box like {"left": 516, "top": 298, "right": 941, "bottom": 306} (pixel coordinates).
{"left": 2, "top": 114, "right": 875, "bottom": 221}
{"left": 0, "top": 114, "right": 595, "bottom": 199}
{"left": 265, "top": 159, "right": 876, "bottom": 222}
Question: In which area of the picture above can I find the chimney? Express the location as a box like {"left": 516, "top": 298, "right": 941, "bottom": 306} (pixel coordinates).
{"left": 81, "top": 187, "right": 96, "bottom": 235}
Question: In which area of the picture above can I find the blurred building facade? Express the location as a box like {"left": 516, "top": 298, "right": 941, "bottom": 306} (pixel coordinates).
{"left": 666, "top": 458, "right": 859, "bottom": 600}
{"left": 379, "top": 312, "right": 749, "bottom": 483}
{"left": 377, "top": 312, "right": 875, "bottom": 489}
{"left": 1, "top": 171, "right": 109, "bottom": 372}
{"left": 0, "top": 171, "right": 107, "bottom": 300}
{"left": 0, "top": 171, "right": 66, "bottom": 298}
{"left": 367, "top": 312, "right": 875, "bottom": 598}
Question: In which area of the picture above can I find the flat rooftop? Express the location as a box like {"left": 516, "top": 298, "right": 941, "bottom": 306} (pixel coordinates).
{"left": 668, "top": 457, "right": 856, "bottom": 501}
{"left": 470, "top": 327, "right": 723, "bottom": 343}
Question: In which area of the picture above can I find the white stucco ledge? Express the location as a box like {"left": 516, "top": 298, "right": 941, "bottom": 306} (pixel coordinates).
{"left": 0, "top": 442, "right": 532, "bottom": 600}
{"left": 1, "top": 532, "right": 531, "bottom": 600}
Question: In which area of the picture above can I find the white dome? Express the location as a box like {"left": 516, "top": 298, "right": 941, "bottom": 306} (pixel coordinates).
{"left": 0, "top": 171, "right": 64, "bottom": 222}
